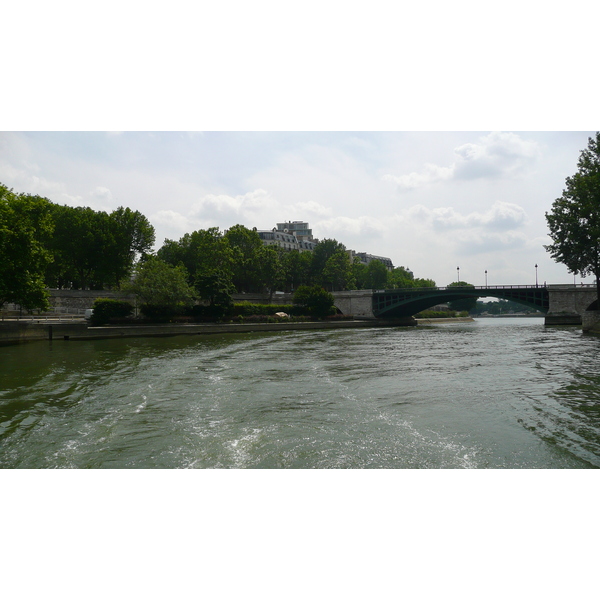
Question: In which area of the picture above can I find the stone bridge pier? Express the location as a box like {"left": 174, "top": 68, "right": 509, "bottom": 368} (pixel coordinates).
{"left": 546, "top": 285, "right": 598, "bottom": 329}
{"left": 332, "top": 290, "right": 376, "bottom": 319}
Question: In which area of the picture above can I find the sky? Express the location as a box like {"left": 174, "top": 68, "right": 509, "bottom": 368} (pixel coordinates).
{"left": 3, "top": 4, "right": 598, "bottom": 595}
{"left": 0, "top": 130, "right": 596, "bottom": 288}
{"left": 3, "top": 4, "right": 597, "bottom": 291}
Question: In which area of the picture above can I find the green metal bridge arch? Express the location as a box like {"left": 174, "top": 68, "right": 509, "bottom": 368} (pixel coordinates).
{"left": 372, "top": 286, "right": 549, "bottom": 318}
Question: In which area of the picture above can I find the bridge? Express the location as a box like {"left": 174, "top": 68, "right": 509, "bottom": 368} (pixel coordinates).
{"left": 332, "top": 284, "right": 599, "bottom": 328}
{"left": 372, "top": 285, "right": 549, "bottom": 318}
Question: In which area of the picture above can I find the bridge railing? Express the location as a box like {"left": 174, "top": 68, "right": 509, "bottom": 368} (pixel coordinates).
{"left": 374, "top": 284, "right": 551, "bottom": 293}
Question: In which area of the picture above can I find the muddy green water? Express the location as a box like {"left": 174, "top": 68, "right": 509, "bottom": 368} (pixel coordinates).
{"left": 1, "top": 318, "right": 599, "bottom": 468}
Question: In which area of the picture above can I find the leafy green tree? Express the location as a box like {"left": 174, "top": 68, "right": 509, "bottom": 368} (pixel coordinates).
{"left": 281, "top": 249, "right": 313, "bottom": 292}
{"left": 310, "top": 238, "right": 346, "bottom": 281}
{"left": 158, "top": 227, "right": 233, "bottom": 281}
{"left": 90, "top": 298, "right": 134, "bottom": 325}
{"left": 413, "top": 277, "right": 436, "bottom": 288}
{"left": 545, "top": 132, "right": 600, "bottom": 303}
{"left": 387, "top": 266, "right": 416, "bottom": 288}
{"left": 320, "top": 248, "right": 355, "bottom": 291}
{"left": 194, "top": 270, "right": 235, "bottom": 309}
{"left": 123, "top": 257, "right": 196, "bottom": 317}
{"left": 260, "top": 245, "right": 285, "bottom": 301}
{"left": 292, "top": 285, "right": 336, "bottom": 318}
{"left": 224, "top": 225, "right": 265, "bottom": 292}
{"left": 107, "top": 207, "right": 155, "bottom": 286}
{"left": 364, "top": 259, "right": 389, "bottom": 289}
{"left": 447, "top": 281, "right": 477, "bottom": 313}
{"left": 352, "top": 258, "right": 368, "bottom": 290}
{"left": 158, "top": 227, "right": 235, "bottom": 312}
{"left": 0, "top": 184, "right": 54, "bottom": 310}
{"left": 44, "top": 205, "right": 102, "bottom": 288}
{"left": 45, "top": 204, "right": 154, "bottom": 289}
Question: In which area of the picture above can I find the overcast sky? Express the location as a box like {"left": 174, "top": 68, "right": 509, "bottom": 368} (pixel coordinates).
{"left": 2, "top": 3, "right": 597, "bottom": 289}
{"left": 0, "top": 130, "right": 595, "bottom": 287}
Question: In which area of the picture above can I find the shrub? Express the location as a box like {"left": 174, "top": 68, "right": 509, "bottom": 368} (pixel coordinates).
{"left": 187, "top": 303, "right": 233, "bottom": 322}
{"left": 415, "top": 310, "right": 458, "bottom": 318}
{"left": 139, "top": 304, "right": 181, "bottom": 322}
{"left": 231, "top": 303, "right": 296, "bottom": 316}
{"left": 90, "top": 298, "right": 134, "bottom": 325}
{"left": 292, "top": 285, "right": 336, "bottom": 319}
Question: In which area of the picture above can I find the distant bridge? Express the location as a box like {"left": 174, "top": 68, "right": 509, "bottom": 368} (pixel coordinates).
{"left": 372, "top": 285, "right": 549, "bottom": 318}
{"left": 332, "top": 284, "right": 598, "bottom": 326}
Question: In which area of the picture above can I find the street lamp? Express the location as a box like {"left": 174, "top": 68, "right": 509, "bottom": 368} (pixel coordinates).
{"left": 457, "top": 266, "right": 460, "bottom": 283}
{"left": 535, "top": 264, "right": 538, "bottom": 287}
{"left": 485, "top": 270, "right": 488, "bottom": 287}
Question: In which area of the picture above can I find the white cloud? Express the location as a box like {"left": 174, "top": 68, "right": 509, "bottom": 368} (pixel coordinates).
{"left": 150, "top": 209, "right": 192, "bottom": 234}
{"left": 189, "top": 189, "right": 276, "bottom": 223}
{"left": 383, "top": 163, "right": 454, "bottom": 189}
{"left": 315, "top": 215, "right": 386, "bottom": 239}
{"left": 384, "top": 132, "right": 541, "bottom": 190}
{"left": 453, "top": 131, "right": 541, "bottom": 180}
{"left": 454, "top": 230, "right": 529, "bottom": 255}
{"left": 89, "top": 186, "right": 113, "bottom": 202}
{"left": 291, "top": 200, "right": 333, "bottom": 217}
{"left": 397, "top": 201, "right": 527, "bottom": 232}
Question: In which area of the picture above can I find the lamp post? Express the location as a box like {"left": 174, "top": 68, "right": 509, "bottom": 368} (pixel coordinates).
{"left": 457, "top": 266, "right": 460, "bottom": 283}
{"left": 485, "top": 270, "right": 488, "bottom": 287}
{"left": 535, "top": 264, "right": 538, "bottom": 287}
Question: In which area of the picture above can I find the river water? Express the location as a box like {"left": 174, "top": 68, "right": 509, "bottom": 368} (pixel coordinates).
{"left": 1, "top": 317, "right": 600, "bottom": 468}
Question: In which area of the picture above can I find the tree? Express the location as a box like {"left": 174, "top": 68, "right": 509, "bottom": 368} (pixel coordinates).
{"left": 224, "top": 224, "right": 265, "bottom": 292}
{"left": 107, "top": 207, "right": 155, "bottom": 286}
{"left": 259, "top": 245, "right": 284, "bottom": 301}
{"left": 310, "top": 238, "right": 346, "bottom": 281}
{"left": 123, "top": 257, "right": 196, "bottom": 318}
{"left": 281, "top": 249, "right": 313, "bottom": 291}
{"left": 545, "top": 132, "right": 600, "bottom": 304}
{"left": 158, "top": 227, "right": 235, "bottom": 312}
{"left": 364, "top": 260, "right": 389, "bottom": 289}
{"left": 447, "top": 281, "right": 477, "bottom": 313}
{"left": 0, "top": 184, "right": 54, "bottom": 310}
{"left": 319, "top": 248, "right": 355, "bottom": 291}
{"left": 292, "top": 285, "right": 336, "bottom": 318}
{"left": 352, "top": 258, "right": 368, "bottom": 290}
{"left": 45, "top": 204, "right": 155, "bottom": 289}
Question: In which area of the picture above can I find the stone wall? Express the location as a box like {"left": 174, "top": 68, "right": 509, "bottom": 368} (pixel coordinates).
{"left": 332, "top": 290, "right": 375, "bottom": 318}
{"left": 582, "top": 310, "right": 600, "bottom": 333}
{"left": 545, "top": 285, "right": 597, "bottom": 325}
{"left": 547, "top": 285, "right": 597, "bottom": 314}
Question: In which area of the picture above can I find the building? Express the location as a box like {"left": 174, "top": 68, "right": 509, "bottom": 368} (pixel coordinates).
{"left": 257, "top": 221, "right": 394, "bottom": 269}
{"left": 275, "top": 221, "right": 314, "bottom": 242}
{"left": 257, "top": 221, "right": 319, "bottom": 252}
{"left": 351, "top": 252, "right": 394, "bottom": 271}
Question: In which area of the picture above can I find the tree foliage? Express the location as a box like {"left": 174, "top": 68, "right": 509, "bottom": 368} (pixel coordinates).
{"left": 545, "top": 132, "right": 600, "bottom": 301}
{"left": 446, "top": 281, "right": 477, "bottom": 312}
{"left": 292, "top": 285, "right": 336, "bottom": 318}
{"left": 90, "top": 298, "right": 134, "bottom": 325}
{"left": 123, "top": 256, "right": 196, "bottom": 316}
{"left": 0, "top": 184, "right": 54, "bottom": 310}
{"left": 319, "top": 248, "right": 355, "bottom": 291}
{"left": 45, "top": 204, "right": 155, "bottom": 289}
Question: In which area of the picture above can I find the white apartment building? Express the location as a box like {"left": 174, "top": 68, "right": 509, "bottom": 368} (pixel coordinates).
{"left": 256, "top": 221, "right": 394, "bottom": 268}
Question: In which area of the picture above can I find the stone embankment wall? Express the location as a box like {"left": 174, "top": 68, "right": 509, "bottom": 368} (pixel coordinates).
{"left": 17, "top": 289, "right": 366, "bottom": 316}
{"left": 48, "top": 289, "right": 136, "bottom": 312}
{"left": 0, "top": 319, "right": 401, "bottom": 345}
{"left": 545, "top": 285, "right": 598, "bottom": 326}
{"left": 45, "top": 290, "right": 294, "bottom": 312}
{"left": 331, "top": 290, "right": 375, "bottom": 318}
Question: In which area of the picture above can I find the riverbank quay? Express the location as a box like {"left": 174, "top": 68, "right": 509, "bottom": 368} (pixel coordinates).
{"left": 0, "top": 317, "right": 421, "bottom": 345}
{"left": 415, "top": 316, "right": 474, "bottom": 324}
